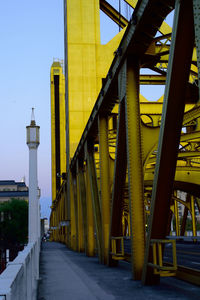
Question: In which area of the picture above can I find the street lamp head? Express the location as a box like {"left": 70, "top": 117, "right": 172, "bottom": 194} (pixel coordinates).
{"left": 26, "top": 108, "right": 40, "bottom": 148}
{"left": 31, "top": 107, "right": 36, "bottom": 126}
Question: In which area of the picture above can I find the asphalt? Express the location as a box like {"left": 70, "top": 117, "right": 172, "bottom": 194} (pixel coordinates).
{"left": 37, "top": 242, "right": 200, "bottom": 300}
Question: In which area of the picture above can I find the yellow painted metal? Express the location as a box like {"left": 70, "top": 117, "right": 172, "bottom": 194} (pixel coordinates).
{"left": 50, "top": 61, "right": 66, "bottom": 202}
{"left": 158, "top": 243, "right": 163, "bottom": 267}
{"left": 65, "top": 0, "right": 100, "bottom": 156}
{"left": 76, "top": 163, "right": 85, "bottom": 252}
{"left": 193, "top": 0, "right": 200, "bottom": 98}
{"left": 49, "top": 0, "right": 200, "bottom": 287}
{"left": 70, "top": 174, "right": 76, "bottom": 251}
{"left": 85, "top": 159, "right": 95, "bottom": 256}
{"left": 191, "top": 195, "right": 197, "bottom": 237}
{"left": 140, "top": 75, "right": 166, "bottom": 85}
{"left": 98, "top": 116, "right": 110, "bottom": 264}
{"left": 72, "top": 174, "right": 79, "bottom": 251}
{"left": 77, "top": 160, "right": 88, "bottom": 251}
{"left": 125, "top": 58, "right": 145, "bottom": 280}
{"left": 108, "top": 100, "right": 127, "bottom": 267}
{"left": 124, "top": 0, "right": 172, "bottom": 35}
{"left": 111, "top": 237, "right": 125, "bottom": 260}
{"left": 65, "top": 0, "right": 123, "bottom": 157}
{"left": 152, "top": 243, "right": 157, "bottom": 266}
{"left": 100, "top": 0, "right": 128, "bottom": 28}
{"left": 85, "top": 142, "right": 103, "bottom": 262}
{"left": 148, "top": 239, "right": 177, "bottom": 277}
{"left": 143, "top": 0, "right": 195, "bottom": 284}
{"left": 145, "top": 166, "right": 200, "bottom": 188}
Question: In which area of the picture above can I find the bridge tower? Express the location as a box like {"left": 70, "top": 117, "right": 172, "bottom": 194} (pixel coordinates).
{"left": 51, "top": 0, "right": 124, "bottom": 259}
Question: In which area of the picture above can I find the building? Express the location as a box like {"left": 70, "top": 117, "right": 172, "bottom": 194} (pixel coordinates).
{"left": 0, "top": 180, "right": 28, "bottom": 203}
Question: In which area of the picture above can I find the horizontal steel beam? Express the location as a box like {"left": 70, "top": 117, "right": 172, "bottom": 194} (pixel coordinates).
{"left": 100, "top": 0, "right": 128, "bottom": 28}
{"left": 140, "top": 75, "right": 166, "bottom": 85}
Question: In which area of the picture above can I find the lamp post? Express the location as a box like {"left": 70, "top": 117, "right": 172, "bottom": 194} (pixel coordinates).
{"left": 26, "top": 108, "right": 40, "bottom": 243}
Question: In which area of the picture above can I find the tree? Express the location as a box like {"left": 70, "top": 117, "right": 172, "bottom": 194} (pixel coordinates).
{"left": 0, "top": 198, "right": 28, "bottom": 246}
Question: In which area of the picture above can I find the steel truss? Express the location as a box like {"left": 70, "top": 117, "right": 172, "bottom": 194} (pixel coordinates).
{"left": 50, "top": 0, "right": 200, "bottom": 285}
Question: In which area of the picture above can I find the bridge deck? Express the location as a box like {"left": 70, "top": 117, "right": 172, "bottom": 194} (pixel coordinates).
{"left": 37, "top": 242, "right": 200, "bottom": 300}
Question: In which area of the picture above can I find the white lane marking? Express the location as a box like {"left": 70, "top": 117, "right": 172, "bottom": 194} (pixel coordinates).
{"left": 191, "top": 262, "right": 200, "bottom": 265}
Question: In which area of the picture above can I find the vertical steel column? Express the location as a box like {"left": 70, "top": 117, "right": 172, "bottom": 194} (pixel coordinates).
{"left": 72, "top": 174, "right": 79, "bottom": 251}
{"left": 142, "top": 0, "right": 194, "bottom": 285}
{"left": 77, "top": 159, "right": 88, "bottom": 251}
{"left": 191, "top": 196, "right": 197, "bottom": 237}
{"left": 85, "top": 156, "right": 95, "bottom": 256}
{"left": 86, "top": 141, "right": 103, "bottom": 262}
{"left": 98, "top": 116, "right": 110, "bottom": 264}
{"left": 70, "top": 173, "right": 76, "bottom": 250}
{"left": 108, "top": 99, "right": 127, "bottom": 266}
{"left": 76, "top": 161, "right": 84, "bottom": 252}
{"left": 125, "top": 57, "right": 145, "bottom": 280}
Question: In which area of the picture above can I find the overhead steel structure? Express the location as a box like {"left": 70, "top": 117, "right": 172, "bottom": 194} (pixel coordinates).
{"left": 50, "top": 0, "right": 200, "bottom": 285}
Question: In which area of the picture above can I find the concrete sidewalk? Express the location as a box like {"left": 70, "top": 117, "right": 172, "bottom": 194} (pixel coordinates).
{"left": 37, "top": 242, "right": 200, "bottom": 300}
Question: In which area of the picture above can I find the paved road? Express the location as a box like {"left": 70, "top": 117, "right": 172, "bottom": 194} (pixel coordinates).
{"left": 37, "top": 242, "right": 200, "bottom": 300}
{"left": 164, "top": 242, "right": 200, "bottom": 270}
{"left": 124, "top": 238, "right": 200, "bottom": 270}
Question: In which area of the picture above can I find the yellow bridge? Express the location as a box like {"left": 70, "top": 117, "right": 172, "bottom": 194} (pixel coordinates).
{"left": 49, "top": 0, "right": 200, "bottom": 285}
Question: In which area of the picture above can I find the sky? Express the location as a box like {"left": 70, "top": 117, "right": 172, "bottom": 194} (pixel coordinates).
{"left": 0, "top": 1, "right": 64, "bottom": 219}
{"left": 0, "top": 1, "right": 173, "bottom": 220}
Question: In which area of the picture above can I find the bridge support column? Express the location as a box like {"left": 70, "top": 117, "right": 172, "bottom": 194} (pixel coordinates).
{"left": 77, "top": 159, "right": 87, "bottom": 251}
{"left": 72, "top": 174, "right": 79, "bottom": 251}
{"left": 109, "top": 99, "right": 127, "bottom": 266}
{"left": 86, "top": 141, "right": 103, "bottom": 262}
{"left": 85, "top": 156, "right": 95, "bottom": 256}
{"left": 76, "top": 161, "right": 85, "bottom": 252}
{"left": 125, "top": 57, "right": 145, "bottom": 280}
{"left": 70, "top": 173, "right": 77, "bottom": 250}
{"left": 98, "top": 116, "right": 110, "bottom": 264}
{"left": 191, "top": 195, "right": 197, "bottom": 237}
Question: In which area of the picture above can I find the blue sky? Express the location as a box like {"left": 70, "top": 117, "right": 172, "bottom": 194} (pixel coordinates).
{"left": 0, "top": 1, "right": 173, "bottom": 220}
{"left": 0, "top": 1, "right": 64, "bottom": 219}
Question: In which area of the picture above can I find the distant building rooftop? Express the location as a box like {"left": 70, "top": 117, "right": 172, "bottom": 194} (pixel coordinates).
{"left": 0, "top": 180, "right": 28, "bottom": 202}
{"left": 0, "top": 180, "right": 26, "bottom": 187}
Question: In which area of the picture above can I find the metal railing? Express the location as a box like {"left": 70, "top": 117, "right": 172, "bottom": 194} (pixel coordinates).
{"left": 148, "top": 239, "right": 177, "bottom": 277}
